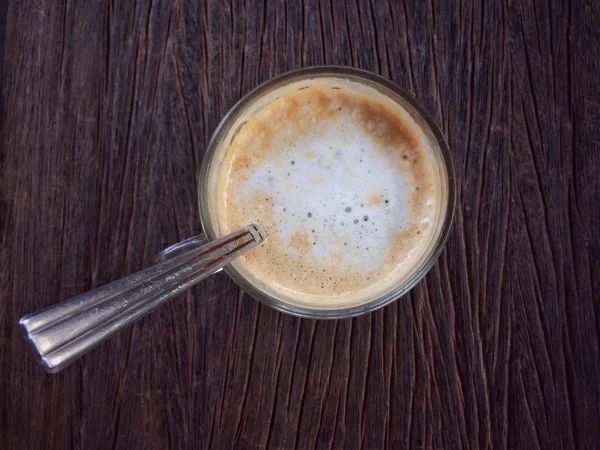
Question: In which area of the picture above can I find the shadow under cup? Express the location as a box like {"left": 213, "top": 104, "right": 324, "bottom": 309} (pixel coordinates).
{"left": 199, "top": 67, "right": 455, "bottom": 319}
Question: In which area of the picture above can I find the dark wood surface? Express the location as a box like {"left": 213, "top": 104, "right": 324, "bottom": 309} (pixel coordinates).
{"left": 1, "top": 1, "right": 599, "bottom": 448}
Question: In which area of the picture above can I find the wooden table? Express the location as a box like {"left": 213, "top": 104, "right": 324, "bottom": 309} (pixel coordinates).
{"left": 1, "top": 1, "right": 599, "bottom": 449}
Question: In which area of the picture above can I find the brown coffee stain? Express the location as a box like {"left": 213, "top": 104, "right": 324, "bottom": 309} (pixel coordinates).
{"left": 352, "top": 97, "right": 421, "bottom": 151}
{"left": 232, "top": 154, "right": 252, "bottom": 171}
{"left": 385, "top": 224, "right": 421, "bottom": 266}
{"left": 289, "top": 230, "right": 311, "bottom": 253}
{"left": 408, "top": 179, "right": 436, "bottom": 216}
{"left": 310, "top": 174, "right": 325, "bottom": 184}
{"left": 364, "top": 192, "right": 384, "bottom": 207}
{"left": 305, "top": 151, "right": 317, "bottom": 159}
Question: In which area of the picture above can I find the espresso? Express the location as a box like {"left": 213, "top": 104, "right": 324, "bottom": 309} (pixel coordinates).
{"left": 215, "top": 78, "right": 444, "bottom": 308}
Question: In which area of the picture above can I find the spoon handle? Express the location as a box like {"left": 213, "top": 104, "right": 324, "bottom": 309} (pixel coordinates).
{"left": 19, "top": 224, "right": 264, "bottom": 373}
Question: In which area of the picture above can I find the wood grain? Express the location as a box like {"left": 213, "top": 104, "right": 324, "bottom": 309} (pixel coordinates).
{"left": 1, "top": 0, "right": 599, "bottom": 449}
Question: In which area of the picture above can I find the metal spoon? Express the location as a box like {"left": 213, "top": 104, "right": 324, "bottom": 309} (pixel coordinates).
{"left": 19, "top": 224, "right": 265, "bottom": 373}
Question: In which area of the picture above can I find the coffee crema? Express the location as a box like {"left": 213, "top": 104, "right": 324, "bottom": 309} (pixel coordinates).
{"left": 214, "top": 78, "right": 445, "bottom": 308}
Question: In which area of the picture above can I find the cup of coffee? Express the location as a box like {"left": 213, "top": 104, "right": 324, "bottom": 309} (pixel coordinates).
{"left": 199, "top": 66, "right": 455, "bottom": 318}
{"left": 20, "top": 66, "right": 455, "bottom": 372}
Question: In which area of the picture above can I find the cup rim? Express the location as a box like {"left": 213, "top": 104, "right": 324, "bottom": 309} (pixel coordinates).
{"left": 198, "top": 66, "right": 456, "bottom": 319}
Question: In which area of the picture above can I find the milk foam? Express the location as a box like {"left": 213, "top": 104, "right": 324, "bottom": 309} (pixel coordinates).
{"left": 216, "top": 79, "right": 443, "bottom": 307}
{"left": 241, "top": 115, "right": 412, "bottom": 271}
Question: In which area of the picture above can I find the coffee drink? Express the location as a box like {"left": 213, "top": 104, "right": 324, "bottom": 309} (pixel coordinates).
{"left": 212, "top": 77, "right": 447, "bottom": 308}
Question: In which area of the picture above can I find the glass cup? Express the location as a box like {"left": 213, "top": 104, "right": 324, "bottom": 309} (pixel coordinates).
{"left": 199, "top": 66, "right": 455, "bottom": 319}
{"left": 20, "top": 66, "right": 455, "bottom": 372}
